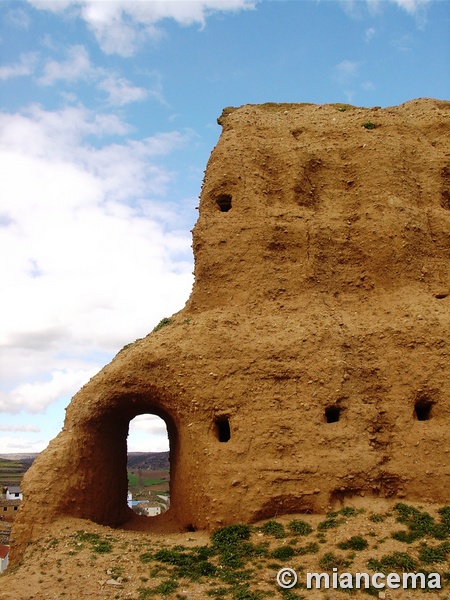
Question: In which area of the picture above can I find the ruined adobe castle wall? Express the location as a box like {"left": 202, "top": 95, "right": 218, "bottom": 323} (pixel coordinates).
{"left": 12, "top": 99, "right": 450, "bottom": 557}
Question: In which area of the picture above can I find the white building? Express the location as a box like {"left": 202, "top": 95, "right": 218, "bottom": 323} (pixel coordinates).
{"left": 5, "top": 487, "right": 22, "bottom": 501}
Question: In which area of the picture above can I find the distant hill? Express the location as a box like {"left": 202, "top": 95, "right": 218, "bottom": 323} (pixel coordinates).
{"left": 0, "top": 453, "right": 37, "bottom": 467}
{"left": 127, "top": 452, "right": 169, "bottom": 471}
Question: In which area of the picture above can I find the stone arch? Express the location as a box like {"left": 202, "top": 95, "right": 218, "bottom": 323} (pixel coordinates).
{"left": 79, "top": 394, "right": 181, "bottom": 530}
{"left": 15, "top": 386, "right": 192, "bottom": 542}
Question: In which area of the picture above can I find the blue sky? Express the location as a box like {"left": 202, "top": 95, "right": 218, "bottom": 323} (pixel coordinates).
{"left": 0, "top": 0, "right": 448, "bottom": 455}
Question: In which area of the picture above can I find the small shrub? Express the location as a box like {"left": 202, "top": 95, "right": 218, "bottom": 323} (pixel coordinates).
{"left": 363, "top": 121, "right": 377, "bottom": 130}
{"left": 232, "top": 584, "right": 266, "bottom": 600}
{"left": 153, "top": 547, "right": 216, "bottom": 581}
{"left": 317, "top": 517, "right": 343, "bottom": 531}
{"left": 92, "top": 540, "right": 112, "bottom": 554}
{"left": 139, "top": 552, "right": 153, "bottom": 563}
{"left": 338, "top": 536, "right": 369, "bottom": 551}
{"left": 152, "top": 317, "right": 172, "bottom": 333}
{"left": 438, "top": 506, "right": 450, "bottom": 534}
{"left": 138, "top": 578, "right": 179, "bottom": 598}
{"left": 297, "top": 542, "right": 319, "bottom": 555}
{"left": 281, "top": 592, "right": 304, "bottom": 599}
{"left": 288, "top": 519, "right": 313, "bottom": 536}
{"left": 240, "top": 541, "right": 269, "bottom": 559}
{"left": 367, "top": 551, "right": 417, "bottom": 573}
{"left": 74, "top": 531, "right": 100, "bottom": 543}
{"left": 156, "top": 578, "right": 179, "bottom": 595}
{"left": 419, "top": 542, "right": 450, "bottom": 564}
{"left": 369, "top": 513, "right": 385, "bottom": 523}
{"left": 392, "top": 503, "right": 439, "bottom": 541}
{"left": 319, "top": 552, "right": 351, "bottom": 570}
{"left": 212, "top": 524, "right": 251, "bottom": 547}
{"left": 270, "top": 545, "right": 296, "bottom": 561}
{"left": 259, "top": 520, "right": 286, "bottom": 538}
{"left": 212, "top": 524, "right": 253, "bottom": 570}
{"left": 339, "top": 507, "right": 362, "bottom": 518}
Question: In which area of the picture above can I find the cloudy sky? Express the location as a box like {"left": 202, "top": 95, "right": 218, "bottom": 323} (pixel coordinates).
{"left": 0, "top": 0, "right": 448, "bottom": 455}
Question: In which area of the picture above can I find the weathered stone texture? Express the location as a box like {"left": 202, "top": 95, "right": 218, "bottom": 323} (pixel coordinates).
{"left": 12, "top": 99, "right": 450, "bottom": 558}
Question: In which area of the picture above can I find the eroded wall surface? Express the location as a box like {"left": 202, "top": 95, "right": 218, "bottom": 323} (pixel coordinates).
{"left": 13, "top": 99, "right": 450, "bottom": 557}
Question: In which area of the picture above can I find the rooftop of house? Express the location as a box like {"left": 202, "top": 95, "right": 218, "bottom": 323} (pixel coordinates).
{"left": 0, "top": 545, "right": 9, "bottom": 559}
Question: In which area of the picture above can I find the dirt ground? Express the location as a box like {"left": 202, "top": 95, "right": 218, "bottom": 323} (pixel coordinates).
{"left": 2, "top": 498, "right": 450, "bottom": 599}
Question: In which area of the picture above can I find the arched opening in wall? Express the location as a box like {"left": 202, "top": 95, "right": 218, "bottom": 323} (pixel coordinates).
{"left": 216, "top": 194, "right": 232, "bottom": 212}
{"left": 325, "top": 405, "right": 341, "bottom": 423}
{"left": 215, "top": 416, "right": 231, "bottom": 442}
{"left": 414, "top": 398, "right": 433, "bottom": 421}
{"left": 127, "top": 414, "right": 171, "bottom": 517}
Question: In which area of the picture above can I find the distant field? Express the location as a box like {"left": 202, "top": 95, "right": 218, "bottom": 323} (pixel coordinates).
{"left": 127, "top": 471, "right": 169, "bottom": 487}
{"left": 0, "top": 459, "right": 27, "bottom": 486}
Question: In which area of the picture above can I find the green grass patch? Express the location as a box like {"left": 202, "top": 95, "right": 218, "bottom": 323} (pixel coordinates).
{"left": 270, "top": 545, "right": 296, "bottom": 561}
{"left": 297, "top": 542, "right": 319, "bottom": 555}
{"left": 367, "top": 551, "right": 417, "bottom": 573}
{"left": 317, "top": 517, "right": 344, "bottom": 531}
{"left": 338, "top": 536, "right": 369, "bottom": 551}
{"left": 319, "top": 551, "right": 352, "bottom": 570}
{"left": 153, "top": 546, "right": 216, "bottom": 581}
{"left": 127, "top": 472, "right": 167, "bottom": 487}
{"left": 259, "top": 520, "right": 286, "bottom": 539}
{"left": 288, "top": 519, "right": 313, "bottom": 536}
{"left": 419, "top": 542, "right": 450, "bottom": 564}
{"left": 391, "top": 503, "right": 449, "bottom": 542}
{"left": 137, "top": 578, "right": 178, "bottom": 598}
{"left": 72, "top": 531, "right": 113, "bottom": 554}
{"left": 152, "top": 317, "right": 172, "bottom": 333}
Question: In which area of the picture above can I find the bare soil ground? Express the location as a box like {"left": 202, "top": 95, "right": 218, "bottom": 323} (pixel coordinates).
{"left": 1, "top": 498, "right": 450, "bottom": 600}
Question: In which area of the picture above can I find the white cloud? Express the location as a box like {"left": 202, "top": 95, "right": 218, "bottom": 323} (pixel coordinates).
{"left": 0, "top": 104, "right": 195, "bottom": 415}
{"left": 98, "top": 75, "right": 148, "bottom": 106}
{"left": 27, "top": 0, "right": 257, "bottom": 56}
{"left": 390, "top": 0, "right": 430, "bottom": 14}
{"left": 128, "top": 414, "right": 169, "bottom": 452}
{"left": 0, "top": 425, "right": 40, "bottom": 433}
{"left": 341, "top": 0, "right": 430, "bottom": 19}
{"left": 333, "top": 59, "right": 361, "bottom": 84}
{"left": 365, "top": 27, "right": 376, "bottom": 43}
{"left": 0, "top": 53, "right": 38, "bottom": 80}
{"left": 339, "top": 0, "right": 431, "bottom": 25}
{"left": 0, "top": 369, "right": 97, "bottom": 414}
{"left": 5, "top": 6, "right": 31, "bottom": 29}
{"left": 0, "top": 436, "right": 48, "bottom": 454}
{"left": 130, "top": 415, "right": 168, "bottom": 434}
{"left": 362, "top": 80, "right": 376, "bottom": 91}
{"left": 38, "top": 44, "right": 94, "bottom": 85}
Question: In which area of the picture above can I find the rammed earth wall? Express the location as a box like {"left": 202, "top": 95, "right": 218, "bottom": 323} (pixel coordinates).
{"left": 12, "top": 99, "right": 450, "bottom": 561}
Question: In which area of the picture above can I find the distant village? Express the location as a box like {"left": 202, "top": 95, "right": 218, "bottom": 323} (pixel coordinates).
{"left": 0, "top": 453, "right": 170, "bottom": 573}
{"left": 0, "top": 485, "right": 22, "bottom": 572}
{"left": 0, "top": 474, "right": 170, "bottom": 573}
